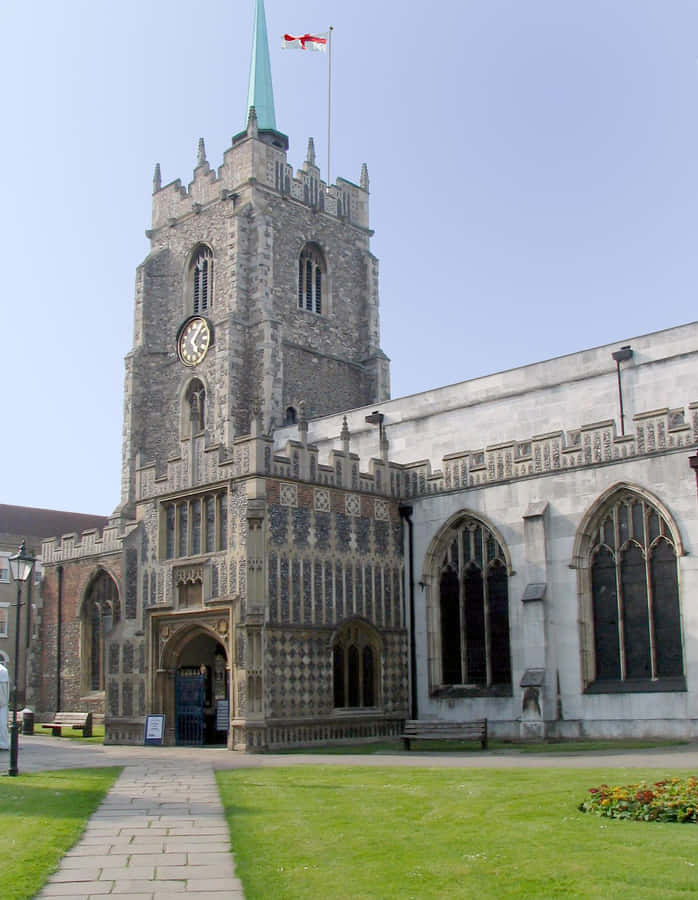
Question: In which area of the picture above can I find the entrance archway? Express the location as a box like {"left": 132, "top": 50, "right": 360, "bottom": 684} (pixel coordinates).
{"left": 161, "top": 627, "right": 229, "bottom": 746}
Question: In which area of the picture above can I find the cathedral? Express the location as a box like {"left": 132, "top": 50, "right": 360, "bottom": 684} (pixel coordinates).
{"left": 34, "top": 0, "right": 698, "bottom": 748}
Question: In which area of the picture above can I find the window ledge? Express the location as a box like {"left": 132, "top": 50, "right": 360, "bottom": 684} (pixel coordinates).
{"left": 584, "top": 676, "right": 686, "bottom": 694}
{"left": 431, "top": 684, "right": 513, "bottom": 699}
{"left": 332, "top": 706, "right": 381, "bottom": 716}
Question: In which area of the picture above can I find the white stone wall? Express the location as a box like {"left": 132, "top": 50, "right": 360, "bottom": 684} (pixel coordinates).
{"left": 409, "top": 451, "right": 698, "bottom": 737}
{"left": 291, "top": 321, "right": 698, "bottom": 472}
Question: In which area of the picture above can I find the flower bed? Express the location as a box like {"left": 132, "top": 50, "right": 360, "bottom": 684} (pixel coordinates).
{"left": 579, "top": 776, "right": 698, "bottom": 822}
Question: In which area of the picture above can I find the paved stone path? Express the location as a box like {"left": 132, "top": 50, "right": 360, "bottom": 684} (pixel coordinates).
{"left": 36, "top": 762, "right": 244, "bottom": 899}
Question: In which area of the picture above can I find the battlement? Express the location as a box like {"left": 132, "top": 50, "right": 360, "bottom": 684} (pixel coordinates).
{"left": 41, "top": 515, "right": 138, "bottom": 564}
{"left": 132, "top": 397, "right": 698, "bottom": 511}
{"left": 150, "top": 118, "right": 369, "bottom": 233}
{"left": 401, "top": 402, "right": 698, "bottom": 498}
{"left": 135, "top": 416, "right": 404, "bottom": 503}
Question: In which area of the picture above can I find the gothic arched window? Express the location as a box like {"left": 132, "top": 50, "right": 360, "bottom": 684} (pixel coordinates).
{"left": 333, "top": 620, "right": 380, "bottom": 709}
{"left": 581, "top": 489, "right": 684, "bottom": 690}
{"left": 436, "top": 517, "right": 512, "bottom": 690}
{"left": 298, "top": 243, "right": 325, "bottom": 314}
{"left": 81, "top": 570, "right": 119, "bottom": 694}
{"left": 190, "top": 245, "right": 213, "bottom": 314}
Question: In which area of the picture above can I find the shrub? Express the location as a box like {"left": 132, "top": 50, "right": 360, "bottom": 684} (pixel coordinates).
{"left": 579, "top": 776, "right": 698, "bottom": 823}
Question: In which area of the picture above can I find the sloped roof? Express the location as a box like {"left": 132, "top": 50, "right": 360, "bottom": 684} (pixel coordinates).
{"left": 0, "top": 504, "right": 109, "bottom": 541}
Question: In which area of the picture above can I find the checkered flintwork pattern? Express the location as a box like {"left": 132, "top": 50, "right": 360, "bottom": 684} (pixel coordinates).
{"left": 266, "top": 630, "right": 332, "bottom": 718}
{"left": 382, "top": 631, "right": 409, "bottom": 713}
{"left": 265, "top": 626, "right": 407, "bottom": 720}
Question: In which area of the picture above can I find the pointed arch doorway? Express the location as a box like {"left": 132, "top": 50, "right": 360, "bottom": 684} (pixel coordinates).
{"left": 163, "top": 627, "right": 230, "bottom": 746}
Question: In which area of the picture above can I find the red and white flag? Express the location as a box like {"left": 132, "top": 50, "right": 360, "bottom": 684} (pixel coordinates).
{"left": 282, "top": 32, "right": 328, "bottom": 51}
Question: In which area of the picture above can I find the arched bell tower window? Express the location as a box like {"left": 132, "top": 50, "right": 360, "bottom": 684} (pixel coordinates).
{"left": 81, "top": 570, "right": 120, "bottom": 694}
{"left": 576, "top": 487, "right": 684, "bottom": 691}
{"left": 332, "top": 620, "right": 381, "bottom": 709}
{"left": 190, "top": 245, "right": 213, "bottom": 314}
{"left": 427, "top": 514, "right": 512, "bottom": 694}
{"left": 284, "top": 406, "right": 297, "bottom": 426}
{"left": 298, "top": 243, "right": 325, "bottom": 314}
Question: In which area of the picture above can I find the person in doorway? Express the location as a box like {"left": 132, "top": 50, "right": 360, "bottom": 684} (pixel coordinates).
{"left": 0, "top": 662, "right": 10, "bottom": 750}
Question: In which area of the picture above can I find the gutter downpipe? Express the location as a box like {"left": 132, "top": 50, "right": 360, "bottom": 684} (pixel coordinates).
{"left": 399, "top": 504, "right": 418, "bottom": 720}
{"left": 56, "top": 565, "right": 63, "bottom": 712}
{"left": 611, "top": 345, "right": 633, "bottom": 436}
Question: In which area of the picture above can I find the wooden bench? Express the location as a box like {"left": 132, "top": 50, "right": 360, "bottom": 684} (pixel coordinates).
{"left": 401, "top": 718, "right": 488, "bottom": 750}
{"left": 39, "top": 712, "right": 93, "bottom": 738}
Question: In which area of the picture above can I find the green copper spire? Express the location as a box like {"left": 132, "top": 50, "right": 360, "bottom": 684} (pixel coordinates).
{"left": 246, "top": 0, "right": 276, "bottom": 131}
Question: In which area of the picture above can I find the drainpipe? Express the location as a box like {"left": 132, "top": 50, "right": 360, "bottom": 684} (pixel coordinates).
{"left": 611, "top": 345, "right": 633, "bottom": 436}
{"left": 56, "top": 565, "right": 63, "bottom": 712}
{"left": 399, "top": 504, "right": 418, "bottom": 720}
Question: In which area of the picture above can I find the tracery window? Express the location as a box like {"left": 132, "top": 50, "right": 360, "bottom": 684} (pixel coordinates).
{"left": 333, "top": 620, "right": 380, "bottom": 709}
{"left": 191, "top": 245, "right": 213, "bottom": 314}
{"left": 162, "top": 490, "right": 228, "bottom": 560}
{"left": 584, "top": 491, "right": 683, "bottom": 689}
{"left": 437, "top": 517, "right": 511, "bottom": 690}
{"left": 298, "top": 243, "right": 325, "bottom": 314}
{"left": 81, "top": 570, "right": 120, "bottom": 694}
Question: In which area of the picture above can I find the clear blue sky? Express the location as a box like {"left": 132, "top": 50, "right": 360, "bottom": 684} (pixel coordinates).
{"left": 2, "top": 0, "right": 697, "bottom": 515}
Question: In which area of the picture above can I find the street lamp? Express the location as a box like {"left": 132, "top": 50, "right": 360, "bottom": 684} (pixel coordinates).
{"left": 8, "top": 541, "right": 35, "bottom": 777}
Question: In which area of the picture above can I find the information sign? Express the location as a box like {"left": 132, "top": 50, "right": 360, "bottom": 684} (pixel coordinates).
{"left": 144, "top": 714, "right": 165, "bottom": 745}
{"left": 216, "top": 700, "right": 230, "bottom": 731}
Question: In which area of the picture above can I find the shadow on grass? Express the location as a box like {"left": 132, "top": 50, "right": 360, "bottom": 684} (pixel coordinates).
{"left": 274, "top": 737, "right": 690, "bottom": 755}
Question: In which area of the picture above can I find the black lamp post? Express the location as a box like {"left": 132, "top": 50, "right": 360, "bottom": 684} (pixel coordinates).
{"left": 8, "top": 541, "right": 35, "bottom": 777}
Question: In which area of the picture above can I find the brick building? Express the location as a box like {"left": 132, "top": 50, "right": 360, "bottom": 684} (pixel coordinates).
{"left": 0, "top": 505, "right": 107, "bottom": 712}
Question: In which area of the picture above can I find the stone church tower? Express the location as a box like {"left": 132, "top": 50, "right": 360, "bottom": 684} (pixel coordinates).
{"left": 38, "top": 0, "right": 406, "bottom": 750}
{"left": 120, "top": 0, "right": 389, "bottom": 518}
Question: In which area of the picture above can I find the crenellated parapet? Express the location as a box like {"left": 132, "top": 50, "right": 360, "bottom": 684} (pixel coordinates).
{"left": 402, "top": 402, "right": 698, "bottom": 498}
{"left": 135, "top": 415, "right": 404, "bottom": 503}
{"left": 135, "top": 401, "right": 698, "bottom": 505}
{"left": 41, "top": 515, "right": 138, "bottom": 564}
{"left": 149, "top": 112, "right": 369, "bottom": 233}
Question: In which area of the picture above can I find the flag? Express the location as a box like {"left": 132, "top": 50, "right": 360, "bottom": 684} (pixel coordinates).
{"left": 282, "top": 32, "right": 328, "bottom": 51}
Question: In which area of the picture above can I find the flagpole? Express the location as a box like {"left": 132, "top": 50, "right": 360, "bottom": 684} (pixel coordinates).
{"left": 327, "top": 25, "right": 333, "bottom": 189}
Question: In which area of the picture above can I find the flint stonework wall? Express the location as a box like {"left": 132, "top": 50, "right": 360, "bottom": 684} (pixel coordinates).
{"left": 260, "top": 478, "right": 408, "bottom": 722}
{"left": 38, "top": 555, "right": 122, "bottom": 717}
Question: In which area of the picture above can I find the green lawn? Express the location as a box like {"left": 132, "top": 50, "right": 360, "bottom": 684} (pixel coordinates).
{"left": 0, "top": 767, "right": 121, "bottom": 900}
{"left": 217, "top": 766, "right": 698, "bottom": 899}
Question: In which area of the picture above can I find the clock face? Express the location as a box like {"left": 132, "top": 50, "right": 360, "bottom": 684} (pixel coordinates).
{"left": 178, "top": 316, "right": 211, "bottom": 366}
